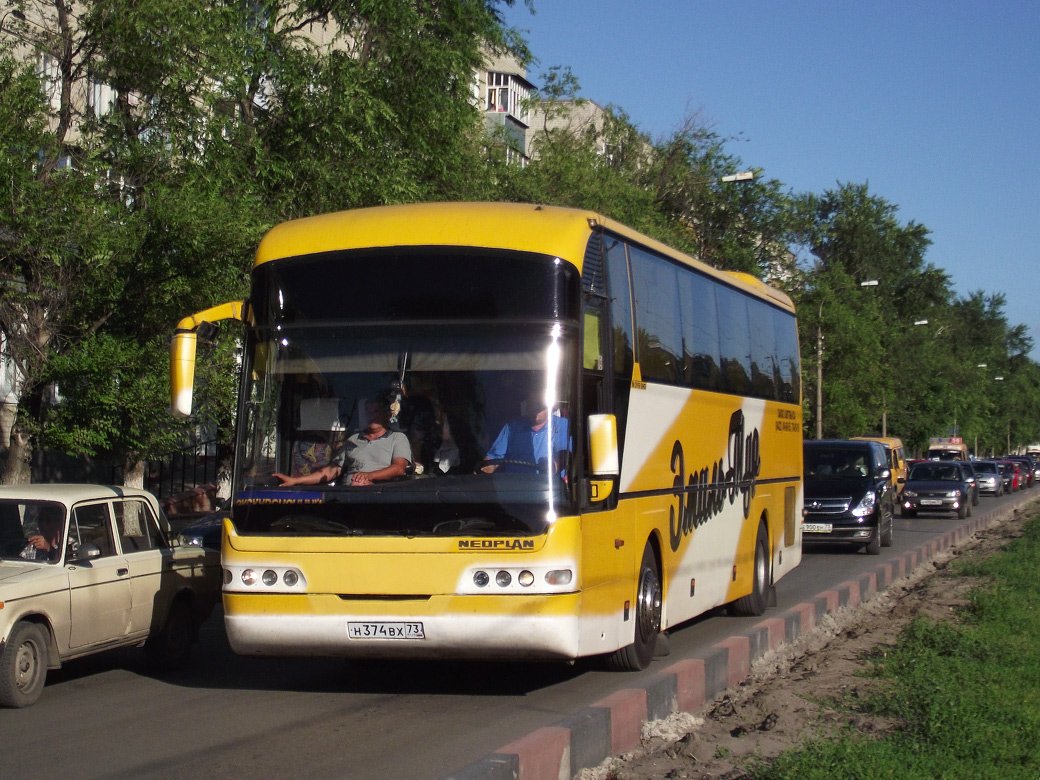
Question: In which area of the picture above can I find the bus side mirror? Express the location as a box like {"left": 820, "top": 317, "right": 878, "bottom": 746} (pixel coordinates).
{"left": 169, "top": 301, "right": 248, "bottom": 419}
{"left": 170, "top": 330, "right": 198, "bottom": 418}
{"left": 588, "top": 414, "right": 619, "bottom": 477}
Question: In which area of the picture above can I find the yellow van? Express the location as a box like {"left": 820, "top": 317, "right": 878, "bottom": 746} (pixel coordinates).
{"left": 852, "top": 436, "right": 908, "bottom": 498}
{"left": 926, "top": 436, "right": 970, "bottom": 462}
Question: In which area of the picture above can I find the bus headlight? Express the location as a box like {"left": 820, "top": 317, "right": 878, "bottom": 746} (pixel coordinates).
{"left": 545, "top": 569, "right": 573, "bottom": 586}
{"left": 225, "top": 566, "right": 307, "bottom": 593}
{"left": 460, "top": 565, "right": 575, "bottom": 593}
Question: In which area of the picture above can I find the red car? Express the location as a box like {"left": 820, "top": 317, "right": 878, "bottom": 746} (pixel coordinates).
{"left": 996, "top": 460, "right": 1024, "bottom": 492}
{"left": 1004, "top": 456, "right": 1035, "bottom": 488}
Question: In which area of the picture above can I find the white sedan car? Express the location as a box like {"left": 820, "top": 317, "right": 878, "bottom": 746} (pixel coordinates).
{"left": 0, "top": 485, "right": 221, "bottom": 707}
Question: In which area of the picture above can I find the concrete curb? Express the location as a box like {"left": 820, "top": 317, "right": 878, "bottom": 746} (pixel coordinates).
{"left": 441, "top": 495, "right": 1039, "bottom": 780}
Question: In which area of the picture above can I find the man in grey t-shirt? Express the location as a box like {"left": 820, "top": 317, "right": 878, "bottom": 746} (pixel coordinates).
{"left": 274, "top": 395, "right": 412, "bottom": 487}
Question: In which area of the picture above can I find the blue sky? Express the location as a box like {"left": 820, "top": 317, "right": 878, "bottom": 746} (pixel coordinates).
{"left": 503, "top": 1, "right": 1040, "bottom": 356}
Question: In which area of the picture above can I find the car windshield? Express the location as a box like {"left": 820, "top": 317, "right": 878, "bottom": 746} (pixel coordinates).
{"left": 909, "top": 463, "right": 962, "bottom": 481}
{"left": 974, "top": 462, "right": 998, "bottom": 474}
{"left": 805, "top": 449, "right": 869, "bottom": 479}
{"left": 0, "top": 500, "right": 67, "bottom": 563}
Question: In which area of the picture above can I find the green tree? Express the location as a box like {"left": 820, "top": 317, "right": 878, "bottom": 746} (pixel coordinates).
{"left": 791, "top": 183, "right": 953, "bottom": 444}
{"left": 0, "top": 46, "right": 124, "bottom": 483}
{"left": 1, "top": 0, "right": 522, "bottom": 486}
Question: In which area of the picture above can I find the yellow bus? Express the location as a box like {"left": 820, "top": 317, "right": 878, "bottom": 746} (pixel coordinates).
{"left": 170, "top": 202, "right": 803, "bottom": 670}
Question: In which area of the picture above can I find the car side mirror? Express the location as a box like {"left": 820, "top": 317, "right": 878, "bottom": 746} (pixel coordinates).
{"left": 68, "top": 542, "right": 101, "bottom": 563}
{"left": 879, "top": 468, "right": 891, "bottom": 481}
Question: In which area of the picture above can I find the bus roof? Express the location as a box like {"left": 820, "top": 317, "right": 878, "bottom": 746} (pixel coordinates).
{"left": 255, "top": 202, "right": 794, "bottom": 311}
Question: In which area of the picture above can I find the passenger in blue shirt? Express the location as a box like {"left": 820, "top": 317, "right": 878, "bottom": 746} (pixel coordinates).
{"left": 481, "top": 393, "right": 570, "bottom": 475}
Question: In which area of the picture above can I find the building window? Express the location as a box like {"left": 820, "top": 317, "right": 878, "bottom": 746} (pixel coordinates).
{"left": 36, "top": 53, "right": 61, "bottom": 112}
{"left": 485, "top": 71, "right": 531, "bottom": 122}
{"left": 87, "top": 76, "right": 116, "bottom": 119}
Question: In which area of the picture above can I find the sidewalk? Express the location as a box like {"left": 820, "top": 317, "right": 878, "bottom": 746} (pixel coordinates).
{"left": 442, "top": 494, "right": 1039, "bottom": 780}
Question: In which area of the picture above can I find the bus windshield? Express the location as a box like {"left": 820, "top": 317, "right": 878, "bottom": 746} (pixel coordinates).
{"left": 233, "top": 253, "right": 580, "bottom": 538}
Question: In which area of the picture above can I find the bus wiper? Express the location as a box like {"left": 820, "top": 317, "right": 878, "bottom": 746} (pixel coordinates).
{"left": 271, "top": 517, "right": 359, "bottom": 535}
{"left": 432, "top": 518, "right": 497, "bottom": 534}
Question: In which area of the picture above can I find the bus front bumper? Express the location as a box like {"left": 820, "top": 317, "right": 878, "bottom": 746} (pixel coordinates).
{"left": 223, "top": 591, "right": 584, "bottom": 661}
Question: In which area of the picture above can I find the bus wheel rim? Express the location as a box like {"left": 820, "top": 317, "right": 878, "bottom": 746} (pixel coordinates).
{"left": 636, "top": 565, "right": 662, "bottom": 640}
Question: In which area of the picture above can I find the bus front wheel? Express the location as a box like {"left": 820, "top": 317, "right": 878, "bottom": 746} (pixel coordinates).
{"left": 606, "top": 544, "right": 662, "bottom": 671}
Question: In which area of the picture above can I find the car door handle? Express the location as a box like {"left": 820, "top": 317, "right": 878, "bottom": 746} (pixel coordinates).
{"left": 117, "top": 568, "right": 129, "bottom": 576}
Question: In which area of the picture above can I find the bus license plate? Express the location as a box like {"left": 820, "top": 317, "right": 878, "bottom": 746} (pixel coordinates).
{"left": 802, "top": 523, "right": 832, "bottom": 533}
{"left": 348, "top": 621, "right": 426, "bottom": 640}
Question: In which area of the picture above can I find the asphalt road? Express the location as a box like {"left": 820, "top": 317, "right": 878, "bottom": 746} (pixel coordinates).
{"left": 2, "top": 489, "right": 1034, "bottom": 780}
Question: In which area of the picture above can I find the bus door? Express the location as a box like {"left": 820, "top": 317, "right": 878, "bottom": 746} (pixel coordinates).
{"left": 579, "top": 232, "right": 638, "bottom": 637}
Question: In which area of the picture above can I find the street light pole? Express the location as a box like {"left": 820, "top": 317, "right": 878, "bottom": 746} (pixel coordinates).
{"left": 816, "top": 301, "right": 823, "bottom": 439}
{"left": 815, "top": 279, "right": 878, "bottom": 440}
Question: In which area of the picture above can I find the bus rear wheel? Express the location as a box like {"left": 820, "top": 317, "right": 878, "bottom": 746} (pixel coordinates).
{"left": 730, "top": 524, "right": 770, "bottom": 616}
{"left": 606, "top": 544, "right": 661, "bottom": 671}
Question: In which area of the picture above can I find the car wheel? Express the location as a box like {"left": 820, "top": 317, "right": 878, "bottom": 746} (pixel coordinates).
{"left": 881, "top": 511, "right": 894, "bottom": 547}
{"left": 730, "top": 524, "right": 770, "bottom": 617}
{"left": 0, "top": 621, "right": 49, "bottom": 708}
{"left": 146, "top": 599, "right": 195, "bottom": 671}
{"left": 864, "top": 522, "right": 881, "bottom": 555}
{"left": 957, "top": 500, "right": 968, "bottom": 519}
{"left": 606, "top": 543, "right": 661, "bottom": 671}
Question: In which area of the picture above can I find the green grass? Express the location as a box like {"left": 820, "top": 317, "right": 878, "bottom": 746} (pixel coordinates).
{"left": 754, "top": 512, "right": 1040, "bottom": 780}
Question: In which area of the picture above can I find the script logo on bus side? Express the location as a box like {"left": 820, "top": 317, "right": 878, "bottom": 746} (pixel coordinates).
{"left": 668, "top": 409, "right": 761, "bottom": 552}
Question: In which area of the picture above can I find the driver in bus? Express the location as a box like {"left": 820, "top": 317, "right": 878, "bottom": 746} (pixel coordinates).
{"left": 481, "top": 391, "right": 570, "bottom": 474}
{"left": 273, "top": 393, "right": 412, "bottom": 487}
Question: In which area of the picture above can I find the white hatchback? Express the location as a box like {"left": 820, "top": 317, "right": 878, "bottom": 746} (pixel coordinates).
{"left": 0, "top": 484, "right": 221, "bottom": 707}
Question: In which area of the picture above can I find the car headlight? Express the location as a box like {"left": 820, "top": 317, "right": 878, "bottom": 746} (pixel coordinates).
{"left": 945, "top": 491, "right": 960, "bottom": 498}
{"left": 852, "top": 491, "right": 877, "bottom": 517}
{"left": 903, "top": 490, "right": 917, "bottom": 499}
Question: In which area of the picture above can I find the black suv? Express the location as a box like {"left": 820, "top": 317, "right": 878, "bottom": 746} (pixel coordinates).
{"left": 802, "top": 439, "right": 895, "bottom": 555}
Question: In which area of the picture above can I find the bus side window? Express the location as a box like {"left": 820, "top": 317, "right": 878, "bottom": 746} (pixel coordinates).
{"left": 681, "top": 271, "right": 722, "bottom": 391}
{"left": 717, "top": 285, "right": 752, "bottom": 395}
{"left": 583, "top": 309, "right": 603, "bottom": 371}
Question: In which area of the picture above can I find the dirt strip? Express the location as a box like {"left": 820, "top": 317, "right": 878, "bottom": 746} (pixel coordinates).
{"left": 576, "top": 501, "right": 1039, "bottom": 780}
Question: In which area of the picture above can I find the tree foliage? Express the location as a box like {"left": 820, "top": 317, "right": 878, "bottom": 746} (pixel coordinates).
{"left": 1, "top": 0, "right": 1039, "bottom": 489}
{"left": 790, "top": 183, "right": 1040, "bottom": 453}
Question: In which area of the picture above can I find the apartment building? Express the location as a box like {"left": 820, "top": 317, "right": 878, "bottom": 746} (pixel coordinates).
{"left": 478, "top": 49, "right": 536, "bottom": 165}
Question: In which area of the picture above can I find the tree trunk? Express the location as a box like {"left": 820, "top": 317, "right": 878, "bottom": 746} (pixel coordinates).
{"left": 2, "top": 427, "right": 33, "bottom": 484}
{"left": 122, "top": 457, "right": 146, "bottom": 490}
{"left": 216, "top": 444, "right": 233, "bottom": 500}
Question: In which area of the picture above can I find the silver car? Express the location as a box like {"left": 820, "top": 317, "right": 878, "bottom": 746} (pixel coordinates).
{"left": 0, "top": 485, "right": 221, "bottom": 707}
{"left": 972, "top": 460, "right": 1004, "bottom": 496}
